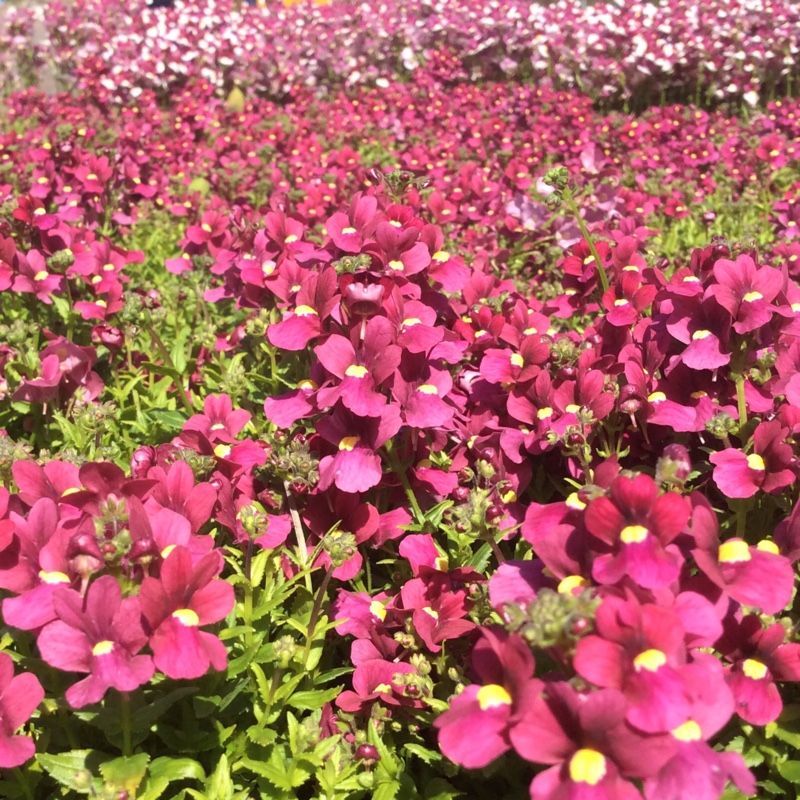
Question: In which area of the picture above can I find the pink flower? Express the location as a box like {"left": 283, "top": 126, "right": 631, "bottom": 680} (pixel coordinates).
{"left": 435, "top": 628, "right": 540, "bottom": 769}
{"left": 37, "top": 576, "right": 154, "bottom": 708}
{"left": 0, "top": 653, "right": 44, "bottom": 768}
{"left": 710, "top": 421, "right": 795, "bottom": 499}
{"left": 139, "top": 547, "right": 234, "bottom": 680}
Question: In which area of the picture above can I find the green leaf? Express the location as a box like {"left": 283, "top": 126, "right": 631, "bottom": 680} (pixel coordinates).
{"left": 372, "top": 779, "right": 401, "bottom": 800}
{"left": 205, "top": 754, "right": 234, "bottom": 800}
{"left": 403, "top": 742, "right": 443, "bottom": 764}
{"left": 99, "top": 754, "right": 151, "bottom": 794}
{"left": 149, "top": 409, "right": 189, "bottom": 431}
{"left": 141, "top": 361, "right": 184, "bottom": 383}
{"left": 424, "top": 778, "right": 464, "bottom": 800}
{"left": 188, "top": 177, "right": 211, "bottom": 197}
{"left": 465, "top": 541, "right": 493, "bottom": 572}
{"left": 777, "top": 760, "right": 800, "bottom": 782}
{"left": 368, "top": 720, "right": 398, "bottom": 779}
{"left": 237, "top": 755, "right": 293, "bottom": 790}
{"left": 148, "top": 757, "right": 205, "bottom": 784}
{"left": 132, "top": 687, "right": 197, "bottom": 731}
{"left": 37, "top": 750, "right": 107, "bottom": 794}
{"left": 249, "top": 549, "right": 271, "bottom": 587}
{"left": 286, "top": 686, "right": 342, "bottom": 710}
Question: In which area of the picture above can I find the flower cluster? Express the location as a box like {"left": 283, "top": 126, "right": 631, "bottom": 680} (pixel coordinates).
{"left": 2, "top": 5, "right": 800, "bottom": 796}
{"left": 2, "top": 459, "right": 234, "bottom": 711}
{"left": 2, "top": 0, "right": 798, "bottom": 104}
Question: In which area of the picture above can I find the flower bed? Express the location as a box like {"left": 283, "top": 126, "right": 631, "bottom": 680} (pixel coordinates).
{"left": 1, "top": 0, "right": 799, "bottom": 105}
{"left": 1, "top": 8, "right": 800, "bottom": 799}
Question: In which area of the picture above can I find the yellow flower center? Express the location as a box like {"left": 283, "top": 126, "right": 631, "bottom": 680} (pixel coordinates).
{"left": 537, "top": 406, "right": 553, "bottom": 420}
{"left": 718, "top": 539, "right": 751, "bottom": 563}
{"left": 172, "top": 608, "right": 200, "bottom": 627}
{"left": 692, "top": 329, "right": 712, "bottom": 340}
{"left": 369, "top": 600, "right": 386, "bottom": 621}
{"left": 294, "top": 305, "right": 318, "bottom": 317}
{"left": 214, "top": 444, "right": 231, "bottom": 459}
{"left": 742, "top": 659, "right": 769, "bottom": 680}
{"left": 746, "top": 454, "right": 765, "bottom": 471}
{"left": 345, "top": 365, "right": 368, "bottom": 378}
{"left": 671, "top": 720, "right": 702, "bottom": 741}
{"left": 620, "top": 525, "right": 649, "bottom": 544}
{"left": 338, "top": 436, "right": 360, "bottom": 451}
{"left": 38, "top": 570, "right": 70, "bottom": 584}
{"left": 417, "top": 384, "right": 438, "bottom": 395}
{"left": 569, "top": 749, "right": 607, "bottom": 785}
{"left": 566, "top": 492, "right": 586, "bottom": 510}
{"left": 633, "top": 649, "right": 667, "bottom": 672}
{"left": 743, "top": 291, "right": 763, "bottom": 302}
{"left": 34, "top": 270, "right": 49, "bottom": 281}
{"left": 476, "top": 684, "right": 512, "bottom": 710}
{"left": 92, "top": 640, "right": 115, "bottom": 656}
{"left": 510, "top": 353, "right": 525, "bottom": 368}
{"left": 558, "top": 575, "right": 589, "bottom": 594}
{"left": 341, "top": 227, "right": 357, "bottom": 234}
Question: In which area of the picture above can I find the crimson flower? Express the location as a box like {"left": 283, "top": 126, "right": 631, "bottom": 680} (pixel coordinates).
{"left": 316, "top": 404, "right": 402, "bottom": 493}
{"left": 709, "top": 420, "right": 795, "bottom": 499}
{"left": 707, "top": 254, "right": 784, "bottom": 334}
{"left": 718, "top": 616, "right": 800, "bottom": 725}
{"left": 0, "top": 652, "right": 44, "bottom": 768}
{"left": 510, "top": 683, "right": 675, "bottom": 800}
{"left": 139, "top": 547, "right": 234, "bottom": 680}
{"left": 584, "top": 473, "right": 689, "bottom": 589}
{"left": 435, "top": 628, "right": 540, "bottom": 769}
{"left": 37, "top": 576, "right": 154, "bottom": 708}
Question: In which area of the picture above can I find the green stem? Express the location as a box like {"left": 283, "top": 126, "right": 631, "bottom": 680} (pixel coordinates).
{"left": 243, "top": 580, "right": 254, "bottom": 648}
{"left": 284, "top": 480, "right": 312, "bottom": 592}
{"left": 148, "top": 326, "right": 194, "bottom": 416}
{"left": 302, "top": 563, "right": 335, "bottom": 668}
{"left": 120, "top": 691, "right": 132, "bottom": 757}
{"left": 386, "top": 441, "right": 424, "bottom": 522}
{"left": 563, "top": 187, "right": 610, "bottom": 294}
{"left": 735, "top": 373, "right": 748, "bottom": 427}
{"left": 12, "top": 768, "right": 34, "bottom": 800}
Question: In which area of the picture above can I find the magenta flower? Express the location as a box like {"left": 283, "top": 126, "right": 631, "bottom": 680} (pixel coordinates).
{"left": 0, "top": 652, "right": 44, "bottom": 768}
{"left": 573, "top": 594, "right": 694, "bottom": 733}
{"left": 510, "top": 683, "right": 675, "bottom": 800}
{"left": 707, "top": 254, "right": 784, "bottom": 334}
{"left": 643, "top": 658, "right": 754, "bottom": 800}
{"left": 182, "top": 393, "right": 251, "bottom": 443}
{"left": 584, "top": 473, "right": 689, "bottom": 589}
{"left": 316, "top": 404, "right": 402, "bottom": 493}
{"left": 37, "top": 576, "right": 154, "bottom": 708}
{"left": 718, "top": 616, "right": 800, "bottom": 725}
{"left": 693, "top": 537, "right": 794, "bottom": 615}
{"left": 139, "top": 547, "right": 234, "bottom": 680}
{"left": 335, "top": 659, "right": 418, "bottom": 714}
{"left": 315, "top": 316, "right": 400, "bottom": 416}
{"left": 710, "top": 421, "right": 795, "bottom": 498}
{"left": 435, "top": 628, "right": 540, "bottom": 769}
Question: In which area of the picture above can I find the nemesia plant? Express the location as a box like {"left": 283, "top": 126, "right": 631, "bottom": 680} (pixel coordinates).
{"left": 0, "top": 1, "right": 799, "bottom": 798}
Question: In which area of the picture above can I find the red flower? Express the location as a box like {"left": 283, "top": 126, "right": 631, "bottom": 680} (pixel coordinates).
{"left": 37, "top": 576, "right": 154, "bottom": 708}
{"left": 710, "top": 421, "right": 795, "bottom": 499}
{"left": 0, "top": 652, "right": 44, "bottom": 768}
{"left": 435, "top": 628, "right": 540, "bottom": 769}
{"left": 139, "top": 547, "right": 234, "bottom": 680}
{"left": 584, "top": 474, "right": 689, "bottom": 589}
